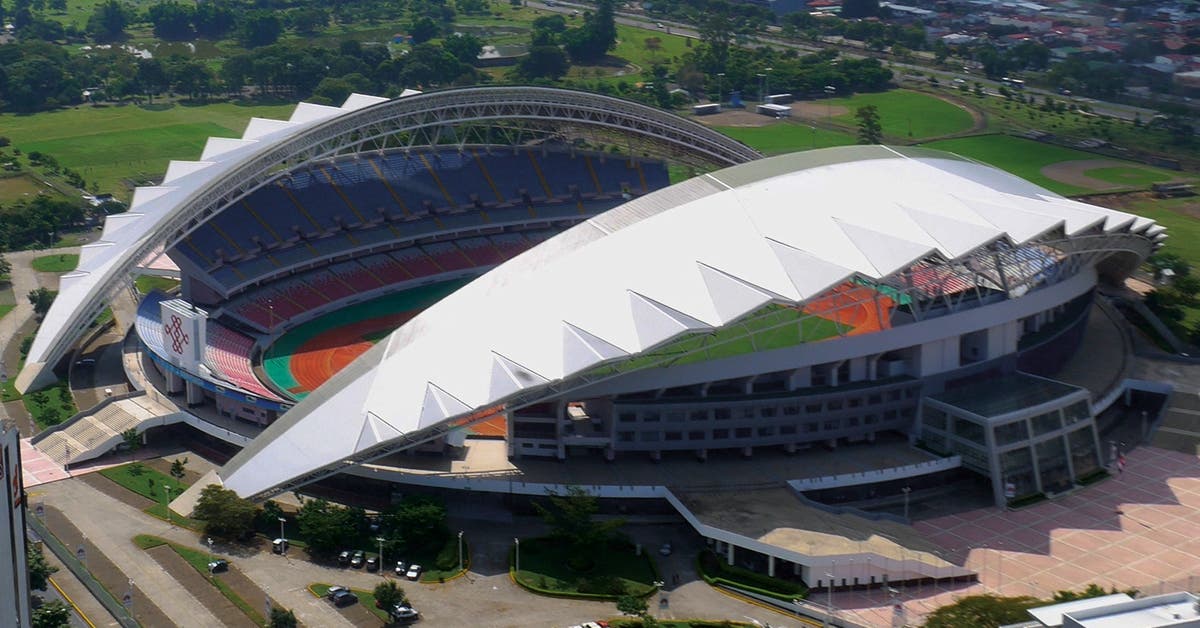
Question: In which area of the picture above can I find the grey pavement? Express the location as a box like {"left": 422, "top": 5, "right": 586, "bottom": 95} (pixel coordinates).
{"left": 0, "top": 246, "right": 81, "bottom": 432}
{"left": 39, "top": 470, "right": 820, "bottom": 627}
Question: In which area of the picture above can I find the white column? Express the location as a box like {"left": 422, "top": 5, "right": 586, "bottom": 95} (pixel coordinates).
{"left": 768, "top": 555, "right": 776, "bottom": 577}
{"left": 726, "top": 543, "right": 735, "bottom": 566}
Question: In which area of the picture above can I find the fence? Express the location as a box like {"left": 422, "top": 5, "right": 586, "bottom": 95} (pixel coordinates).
{"left": 27, "top": 515, "right": 139, "bottom": 627}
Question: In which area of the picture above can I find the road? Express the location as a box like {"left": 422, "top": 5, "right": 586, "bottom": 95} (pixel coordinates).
{"left": 530, "top": 0, "right": 1159, "bottom": 123}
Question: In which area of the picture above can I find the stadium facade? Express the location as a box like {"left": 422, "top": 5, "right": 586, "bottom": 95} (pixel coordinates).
{"left": 20, "top": 88, "right": 1163, "bottom": 586}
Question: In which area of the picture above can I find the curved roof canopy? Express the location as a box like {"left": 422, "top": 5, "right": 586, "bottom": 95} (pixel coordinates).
{"left": 16, "top": 87, "right": 760, "bottom": 394}
{"left": 219, "top": 145, "right": 1160, "bottom": 499}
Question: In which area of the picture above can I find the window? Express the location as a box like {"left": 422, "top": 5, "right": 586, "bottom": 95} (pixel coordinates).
{"left": 688, "top": 430, "right": 706, "bottom": 441}
{"left": 1031, "top": 411, "right": 1062, "bottom": 436}
{"left": 994, "top": 420, "right": 1029, "bottom": 446}
{"left": 742, "top": 407, "right": 755, "bottom": 419}
{"left": 757, "top": 426, "right": 775, "bottom": 437}
{"left": 641, "top": 431, "right": 660, "bottom": 442}
{"left": 805, "top": 422, "right": 819, "bottom": 433}
{"left": 806, "top": 404, "right": 822, "bottom": 414}
{"left": 715, "top": 408, "right": 732, "bottom": 420}
{"left": 644, "top": 412, "right": 661, "bottom": 422}
{"left": 618, "top": 413, "right": 636, "bottom": 423}
{"left": 665, "top": 431, "right": 683, "bottom": 441}
{"left": 713, "top": 428, "right": 730, "bottom": 439}
{"left": 823, "top": 420, "right": 839, "bottom": 431}
{"left": 953, "top": 416, "right": 986, "bottom": 446}
{"left": 690, "top": 410, "right": 708, "bottom": 422}
{"left": 761, "top": 407, "right": 777, "bottom": 418}
{"left": 735, "top": 427, "right": 752, "bottom": 438}
{"left": 780, "top": 424, "right": 797, "bottom": 435}
{"left": 868, "top": 394, "right": 882, "bottom": 405}
{"left": 847, "top": 416, "right": 860, "bottom": 427}
{"left": 618, "top": 432, "right": 635, "bottom": 442}
{"left": 667, "top": 411, "right": 685, "bottom": 423}
{"left": 783, "top": 405, "right": 800, "bottom": 416}
{"left": 828, "top": 400, "right": 843, "bottom": 411}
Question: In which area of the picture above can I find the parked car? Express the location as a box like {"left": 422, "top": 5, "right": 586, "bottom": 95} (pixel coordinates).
{"left": 326, "top": 586, "right": 349, "bottom": 600}
{"left": 658, "top": 542, "right": 673, "bottom": 556}
{"left": 331, "top": 590, "right": 358, "bottom": 608}
{"left": 207, "top": 559, "right": 228, "bottom": 573}
{"left": 272, "top": 538, "right": 289, "bottom": 554}
{"left": 338, "top": 550, "right": 352, "bottom": 566}
{"left": 350, "top": 550, "right": 365, "bottom": 568}
{"left": 394, "top": 560, "right": 407, "bottom": 576}
{"left": 405, "top": 564, "right": 422, "bottom": 580}
{"left": 366, "top": 556, "right": 379, "bottom": 572}
{"left": 390, "top": 604, "right": 420, "bottom": 623}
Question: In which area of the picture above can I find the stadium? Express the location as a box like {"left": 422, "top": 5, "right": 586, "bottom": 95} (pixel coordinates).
{"left": 19, "top": 87, "right": 1163, "bottom": 589}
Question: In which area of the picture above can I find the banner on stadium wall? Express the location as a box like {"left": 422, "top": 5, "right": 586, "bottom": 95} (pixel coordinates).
{"left": 160, "top": 299, "right": 208, "bottom": 372}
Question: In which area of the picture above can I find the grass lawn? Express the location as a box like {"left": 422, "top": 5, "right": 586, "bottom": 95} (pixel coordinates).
{"left": 1084, "top": 166, "right": 1173, "bottom": 187}
{"left": 0, "top": 305, "right": 12, "bottom": 321}
{"left": 828, "top": 90, "right": 975, "bottom": 140}
{"left": 514, "top": 537, "right": 658, "bottom": 599}
{"left": 310, "top": 583, "right": 391, "bottom": 623}
{"left": 921, "top": 134, "right": 1099, "bottom": 196}
{"left": 134, "top": 535, "right": 264, "bottom": 625}
{"left": 30, "top": 254, "right": 79, "bottom": 273}
{"left": 0, "top": 173, "right": 72, "bottom": 205}
{"left": 2, "top": 102, "right": 295, "bottom": 199}
{"left": 1122, "top": 196, "right": 1200, "bottom": 324}
{"left": 134, "top": 275, "right": 181, "bottom": 294}
{"left": 715, "top": 123, "right": 855, "bottom": 154}
{"left": 23, "top": 381, "right": 77, "bottom": 429}
{"left": 99, "top": 462, "right": 189, "bottom": 502}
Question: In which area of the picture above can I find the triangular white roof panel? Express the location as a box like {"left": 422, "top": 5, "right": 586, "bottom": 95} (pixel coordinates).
{"left": 289, "top": 102, "right": 344, "bottom": 124}
{"left": 342, "top": 93, "right": 390, "bottom": 110}
{"left": 201, "top": 137, "right": 258, "bottom": 161}
{"left": 163, "top": 161, "right": 215, "bottom": 184}
{"left": 243, "top": 118, "right": 298, "bottom": 140}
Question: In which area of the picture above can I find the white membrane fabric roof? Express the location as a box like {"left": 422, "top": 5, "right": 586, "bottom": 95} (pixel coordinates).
{"left": 218, "top": 145, "right": 1153, "bottom": 497}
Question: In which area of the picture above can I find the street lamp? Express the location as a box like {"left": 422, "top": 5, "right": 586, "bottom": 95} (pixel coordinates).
{"left": 901, "top": 486, "right": 912, "bottom": 521}
{"left": 278, "top": 517, "right": 287, "bottom": 553}
{"left": 764, "top": 67, "right": 773, "bottom": 101}
{"left": 824, "top": 85, "right": 837, "bottom": 118}
{"left": 514, "top": 537, "right": 520, "bottom": 574}
{"left": 824, "top": 569, "right": 836, "bottom": 628}
{"left": 163, "top": 484, "right": 173, "bottom": 528}
{"left": 377, "top": 537, "right": 386, "bottom": 577}
{"left": 716, "top": 72, "right": 725, "bottom": 105}
{"left": 792, "top": 598, "right": 803, "bottom": 624}
{"left": 457, "top": 531, "right": 464, "bottom": 574}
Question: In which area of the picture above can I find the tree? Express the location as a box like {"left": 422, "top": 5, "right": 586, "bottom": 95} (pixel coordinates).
{"left": 443, "top": 32, "right": 483, "bottom": 65}
{"left": 120, "top": 428, "right": 140, "bottom": 464}
{"left": 855, "top": 105, "right": 883, "bottom": 144}
{"left": 296, "top": 498, "right": 359, "bottom": 557}
{"left": 28, "top": 287, "right": 55, "bottom": 319}
{"left": 27, "top": 545, "right": 57, "bottom": 591}
{"left": 379, "top": 495, "right": 449, "bottom": 552}
{"left": 239, "top": 12, "right": 282, "bottom": 48}
{"left": 268, "top": 607, "right": 298, "bottom": 628}
{"left": 86, "top": 0, "right": 129, "bottom": 42}
{"left": 31, "top": 601, "right": 72, "bottom": 628}
{"left": 517, "top": 45, "right": 569, "bottom": 81}
{"left": 533, "top": 486, "right": 624, "bottom": 559}
{"left": 192, "top": 484, "right": 258, "bottom": 540}
{"left": 409, "top": 15, "right": 441, "bottom": 45}
{"left": 146, "top": 1, "right": 194, "bottom": 40}
{"left": 923, "top": 594, "right": 1042, "bottom": 628}
{"left": 616, "top": 594, "right": 656, "bottom": 626}
{"left": 562, "top": 0, "right": 616, "bottom": 64}
{"left": 373, "top": 580, "right": 406, "bottom": 610}
{"left": 0, "top": 253, "right": 11, "bottom": 279}
{"left": 169, "top": 457, "right": 188, "bottom": 481}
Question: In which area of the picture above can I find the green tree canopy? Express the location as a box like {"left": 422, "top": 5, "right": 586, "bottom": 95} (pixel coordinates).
{"left": 268, "top": 607, "right": 298, "bottom": 628}
{"left": 28, "top": 287, "right": 55, "bottom": 319}
{"left": 86, "top": 0, "right": 129, "bottom": 42}
{"left": 533, "top": 486, "right": 624, "bottom": 555}
{"left": 32, "top": 600, "right": 72, "bottom": 628}
{"left": 373, "top": 579, "right": 407, "bottom": 610}
{"left": 923, "top": 594, "right": 1041, "bottom": 628}
{"left": 855, "top": 104, "right": 883, "bottom": 144}
{"left": 192, "top": 484, "right": 258, "bottom": 539}
{"left": 27, "top": 545, "right": 57, "bottom": 591}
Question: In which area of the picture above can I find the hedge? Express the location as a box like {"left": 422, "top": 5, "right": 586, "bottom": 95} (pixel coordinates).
{"left": 696, "top": 550, "right": 807, "bottom": 602}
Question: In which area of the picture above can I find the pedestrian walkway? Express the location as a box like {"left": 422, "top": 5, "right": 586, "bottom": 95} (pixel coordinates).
{"left": 22, "top": 437, "right": 72, "bottom": 487}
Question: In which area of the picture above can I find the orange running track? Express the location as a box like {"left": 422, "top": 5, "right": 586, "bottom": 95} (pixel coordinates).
{"left": 802, "top": 282, "right": 894, "bottom": 334}
{"left": 289, "top": 313, "right": 416, "bottom": 394}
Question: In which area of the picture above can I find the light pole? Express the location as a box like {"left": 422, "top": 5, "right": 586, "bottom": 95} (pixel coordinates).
{"left": 824, "top": 568, "right": 836, "bottom": 628}
{"left": 457, "top": 531, "right": 464, "bottom": 573}
{"left": 278, "top": 517, "right": 287, "bottom": 553}
{"left": 514, "top": 537, "right": 520, "bottom": 574}
{"left": 764, "top": 67, "right": 772, "bottom": 101}
{"left": 654, "top": 579, "right": 665, "bottom": 611}
{"left": 163, "top": 484, "right": 173, "bottom": 528}
{"left": 206, "top": 537, "right": 214, "bottom": 581}
{"left": 716, "top": 72, "right": 725, "bottom": 105}
{"left": 824, "top": 85, "right": 837, "bottom": 118}
{"left": 792, "top": 597, "right": 803, "bottom": 625}
{"left": 902, "top": 486, "right": 912, "bottom": 521}
{"left": 377, "top": 537, "right": 386, "bottom": 577}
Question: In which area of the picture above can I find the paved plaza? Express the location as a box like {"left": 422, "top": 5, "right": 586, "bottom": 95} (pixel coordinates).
{"left": 833, "top": 444, "right": 1200, "bottom": 627}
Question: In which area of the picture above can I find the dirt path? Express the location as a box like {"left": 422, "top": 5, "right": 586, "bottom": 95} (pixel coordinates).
{"left": 1041, "top": 159, "right": 1134, "bottom": 192}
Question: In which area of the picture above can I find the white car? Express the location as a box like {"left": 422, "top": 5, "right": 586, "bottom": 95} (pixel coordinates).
{"left": 405, "top": 564, "right": 422, "bottom": 580}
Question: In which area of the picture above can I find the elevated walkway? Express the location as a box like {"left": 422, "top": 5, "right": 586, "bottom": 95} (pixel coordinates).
{"left": 32, "top": 393, "right": 180, "bottom": 467}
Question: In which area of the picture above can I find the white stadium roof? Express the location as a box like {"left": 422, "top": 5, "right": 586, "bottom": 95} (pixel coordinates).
{"left": 219, "top": 145, "right": 1156, "bottom": 498}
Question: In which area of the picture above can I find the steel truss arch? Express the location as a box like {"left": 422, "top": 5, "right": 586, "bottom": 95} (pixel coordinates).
{"left": 18, "top": 87, "right": 761, "bottom": 393}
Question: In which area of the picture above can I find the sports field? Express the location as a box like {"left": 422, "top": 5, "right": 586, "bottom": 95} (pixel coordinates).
{"left": 922, "top": 134, "right": 1183, "bottom": 196}
{"left": 262, "top": 278, "right": 471, "bottom": 399}
{"left": 715, "top": 124, "right": 856, "bottom": 155}
{"left": 826, "top": 90, "right": 976, "bottom": 140}
{"left": 1, "top": 102, "right": 295, "bottom": 199}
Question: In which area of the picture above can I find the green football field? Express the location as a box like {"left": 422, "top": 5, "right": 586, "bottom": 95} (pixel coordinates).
{"left": 1, "top": 102, "right": 295, "bottom": 199}
{"left": 826, "top": 90, "right": 976, "bottom": 140}
{"left": 716, "top": 124, "right": 856, "bottom": 155}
